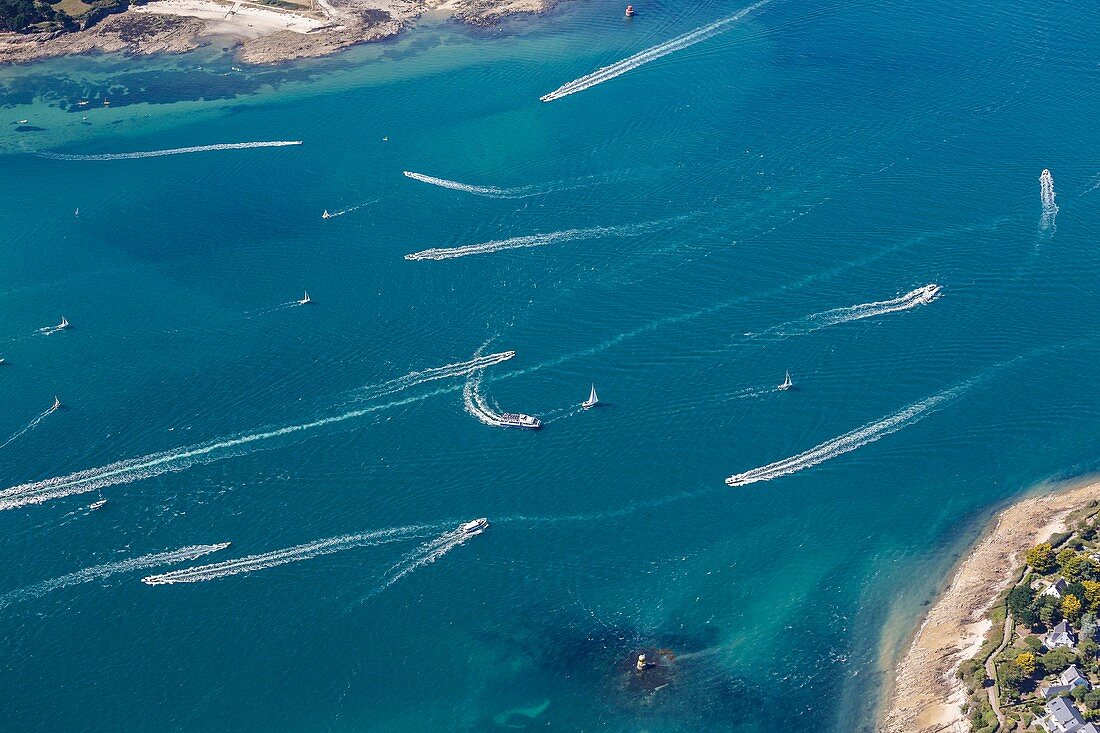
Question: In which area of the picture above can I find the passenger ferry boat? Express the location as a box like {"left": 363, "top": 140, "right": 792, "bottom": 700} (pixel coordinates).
{"left": 498, "top": 412, "right": 541, "bottom": 430}
{"left": 461, "top": 518, "right": 489, "bottom": 534}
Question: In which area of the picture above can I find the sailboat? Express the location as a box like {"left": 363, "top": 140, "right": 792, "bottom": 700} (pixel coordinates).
{"left": 58, "top": 316, "right": 70, "bottom": 330}
{"left": 321, "top": 210, "right": 331, "bottom": 219}
{"left": 298, "top": 291, "right": 311, "bottom": 305}
{"left": 52, "top": 396, "right": 62, "bottom": 410}
{"left": 582, "top": 384, "right": 599, "bottom": 409}
{"left": 74, "top": 207, "right": 79, "bottom": 217}
{"left": 777, "top": 371, "right": 793, "bottom": 391}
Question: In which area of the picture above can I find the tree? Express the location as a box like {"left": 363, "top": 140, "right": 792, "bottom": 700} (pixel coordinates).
{"left": 1065, "top": 555, "right": 1096, "bottom": 582}
{"left": 1028, "top": 543, "right": 1057, "bottom": 573}
{"left": 1009, "top": 585, "right": 1039, "bottom": 625}
{"left": 1065, "top": 594, "right": 1084, "bottom": 623}
{"left": 1081, "top": 638, "right": 1099, "bottom": 662}
{"left": 1015, "top": 652, "right": 1038, "bottom": 676}
{"left": 1083, "top": 581, "right": 1100, "bottom": 610}
{"left": 1040, "top": 598, "right": 1063, "bottom": 628}
{"left": 1043, "top": 647, "right": 1079, "bottom": 672}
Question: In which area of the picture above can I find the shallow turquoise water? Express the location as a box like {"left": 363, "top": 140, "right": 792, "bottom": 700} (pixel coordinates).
{"left": 2, "top": 0, "right": 1099, "bottom": 729}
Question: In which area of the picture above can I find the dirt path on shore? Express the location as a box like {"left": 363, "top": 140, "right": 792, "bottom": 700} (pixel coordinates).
{"left": 879, "top": 478, "right": 1100, "bottom": 733}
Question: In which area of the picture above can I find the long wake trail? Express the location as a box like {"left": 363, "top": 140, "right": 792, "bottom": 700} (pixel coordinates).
{"left": 540, "top": 0, "right": 771, "bottom": 102}
{"left": 38, "top": 141, "right": 302, "bottom": 161}
{"left": 353, "top": 524, "right": 486, "bottom": 606}
{"left": 725, "top": 387, "right": 963, "bottom": 487}
{"left": 0, "top": 543, "right": 230, "bottom": 610}
{"left": 142, "top": 525, "right": 435, "bottom": 585}
{"left": 404, "top": 221, "right": 667, "bottom": 261}
{"left": 0, "top": 404, "right": 58, "bottom": 450}
{"left": 403, "top": 171, "right": 515, "bottom": 197}
{"left": 0, "top": 353, "right": 514, "bottom": 512}
{"left": 355, "top": 351, "right": 514, "bottom": 401}
{"left": 751, "top": 284, "right": 941, "bottom": 338}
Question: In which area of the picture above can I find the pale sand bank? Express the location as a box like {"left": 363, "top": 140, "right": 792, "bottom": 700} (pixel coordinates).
{"left": 134, "top": 0, "right": 328, "bottom": 37}
{"left": 0, "top": 0, "right": 558, "bottom": 64}
{"left": 879, "top": 477, "right": 1100, "bottom": 733}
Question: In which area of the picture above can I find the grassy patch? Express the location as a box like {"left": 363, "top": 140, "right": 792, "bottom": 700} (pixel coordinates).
{"left": 50, "top": 0, "right": 92, "bottom": 18}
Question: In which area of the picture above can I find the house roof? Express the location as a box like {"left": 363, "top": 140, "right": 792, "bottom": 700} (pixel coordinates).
{"left": 1048, "top": 696, "right": 1085, "bottom": 726}
{"left": 1060, "top": 665, "right": 1087, "bottom": 685}
{"left": 1082, "top": 723, "right": 1100, "bottom": 733}
{"left": 1053, "top": 619, "right": 1072, "bottom": 635}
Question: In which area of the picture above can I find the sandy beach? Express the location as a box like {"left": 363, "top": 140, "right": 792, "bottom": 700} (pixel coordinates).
{"left": 879, "top": 477, "right": 1100, "bottom": 733}
{"left": 0, "top": 0, "right": 556, "bottom": 64}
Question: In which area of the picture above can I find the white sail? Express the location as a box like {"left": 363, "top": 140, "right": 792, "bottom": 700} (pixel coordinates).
{"left": 583, "top": 384, "right": 599, "bottom": 408}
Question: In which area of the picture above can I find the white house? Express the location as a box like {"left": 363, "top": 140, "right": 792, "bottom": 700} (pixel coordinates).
{"left": 1043, "top": 665, "right": 1092, "bottom": 698}
{"left": 1043, "top": 577, "right": 1071, "bottom": 598}
{"left": 1045, "top": 620, "right": 1079, "bottom": 650}
{"left": 1036, "top": 697, "right": 1100, "bottom": 733}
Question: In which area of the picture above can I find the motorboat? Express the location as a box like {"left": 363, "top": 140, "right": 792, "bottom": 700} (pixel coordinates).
{"left": 499, "top": 412, "right": 541, "bottom": 430}
{"left": 88, "top": 499, "right": 107, "bottom": 511}
{"left": 461, "top": 518, "right": 489, "bottom": 534}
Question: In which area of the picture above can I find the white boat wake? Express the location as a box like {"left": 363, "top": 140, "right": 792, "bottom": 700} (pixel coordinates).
{"left": 540, "top": 0, "right": 771, "bottom": 102}
{"left": 354, "top": 351, "right": 515, "bottom": 402}
{"left": 0, "top": 543, "right": 230, "bottom": 610}
{"left": 38, "top": 141, "right": 303, "bottom": 161}
{"left": 463, "top": 369, "right": 505, "bottom": 427}
{"left": 0, "top": 351, "right": 513, "bottom": 512}
{"left": 402, "top": 171, "right": 614, "bottom": 199}
{"left": 404, "top": 221, "right": 665, "bottom": 261}
{"left": 0, "top": 403, "right": 58, "bottom": 450}
{"left": 403, "top": 171, "right": 515, "bottom": 197}
{"left": 751, "top": 284, "right": 941, "bottom": 338}
{"left": 725, "top": 387, "right": 962, "bottom": 487}
{"left": 323, "top": 200, "right": 377, "bottom": 218}
{"left": 141, "top": 525, "right": 434, "bottom": 585}
{"left": 1039, "top": 168, "right": 1058, "bottom": 233}
{"left": 353, "top": 524, "right": 486, "bottom": 606}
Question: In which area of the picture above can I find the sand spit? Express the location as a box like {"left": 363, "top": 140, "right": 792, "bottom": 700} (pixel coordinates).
{"left": 879, "top": 478, "right": 1100, "bottom": 733}
{"left": 0, "top": 0, "right": 558, "bottom": 64}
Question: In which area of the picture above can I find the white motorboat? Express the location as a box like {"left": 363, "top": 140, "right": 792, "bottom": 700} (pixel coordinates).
{"left": 461, "top": 518, "right": 489, "bottom": 534}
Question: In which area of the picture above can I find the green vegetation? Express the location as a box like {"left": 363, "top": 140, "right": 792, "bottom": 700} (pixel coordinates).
{"left": 961, "top": 507, "right": 1100, "bottom": 731}
{"left": 0, "top": 0, "right": 66, "bottom": 31}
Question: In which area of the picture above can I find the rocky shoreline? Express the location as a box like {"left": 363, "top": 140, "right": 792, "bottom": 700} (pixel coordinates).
{"left": 878, "top": 478, "right": 1100, "bottom": 733}
{"left": 0, "top": 0, "right": 559, "bottom": 65}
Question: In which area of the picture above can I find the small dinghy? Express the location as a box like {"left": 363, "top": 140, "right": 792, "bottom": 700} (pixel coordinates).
{"left": 582, "top": 384, "right": 599, "bottom": 409}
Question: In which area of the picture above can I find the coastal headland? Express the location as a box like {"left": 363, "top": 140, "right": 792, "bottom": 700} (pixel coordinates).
{"left": 0, "top": 0, "right": 561, "bottom": 64}
{"left": 879, "top": 477, "right": 1100, "bottom": 733}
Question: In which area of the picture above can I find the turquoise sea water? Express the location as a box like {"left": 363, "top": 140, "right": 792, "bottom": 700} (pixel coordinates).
{"left": 2, "top": 0, "right": 1100, "bottom": 729}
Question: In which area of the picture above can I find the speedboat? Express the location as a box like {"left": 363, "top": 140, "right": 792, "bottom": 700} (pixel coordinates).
{"left": 88, "top": 498, "right": 107, "bottom": 511}
{"left": 499, "top": 412, "right": 542, "bottom": 430}
{"left": 298, "top": 291, "right": 311, "bottom": 305}
{"left": 778, "top": 371, "right": 793, "bottom": 391}
{"left": 582, "top": 384, "right": 599, "bottom": 409}
{"left": 52, "top": 396, "right": 62, "bottom": 410}
{"left": 461, "top": 517, "right": 489, "bottom": 534}
{"left": 18, "top": 119, "right": 28, "bottom": 124}
{"left": 918, "top": 284, "right": 941, "bottom": 303}
{"left": 321, "top": 210, "right": 331, "bottom": 219}
{"left": 0, "top": 358, "right": 5, "bottom": 365}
